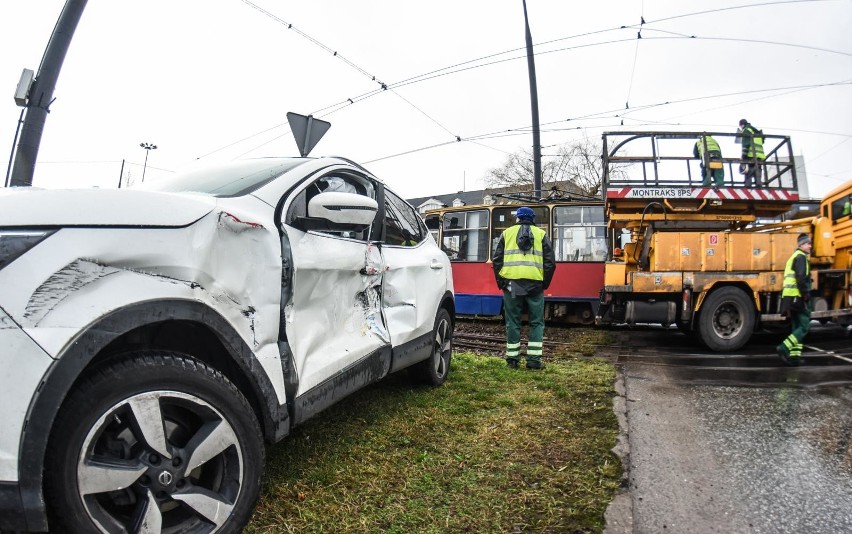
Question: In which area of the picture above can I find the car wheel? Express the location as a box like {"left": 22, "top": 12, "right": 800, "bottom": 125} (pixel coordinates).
{"left": 697, "top": 286, "right": 755, "bottom": 352}
{"left": 45, "top": 351, "right": 264, "bottom": 533}
{"left": 410, "top": 308, "right": 453, "bottom": 386}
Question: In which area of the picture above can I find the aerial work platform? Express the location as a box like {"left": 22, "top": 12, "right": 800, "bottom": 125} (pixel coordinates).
{"left": 602, "top": 131, "right": 799, "bottom": 225}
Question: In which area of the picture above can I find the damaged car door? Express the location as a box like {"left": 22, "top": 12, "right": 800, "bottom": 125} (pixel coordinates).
{"left": 378, "top": 188, "right": 449, "bottom": 363}
{"left": 280, "top": 171, "right": 389, "bottom": 421}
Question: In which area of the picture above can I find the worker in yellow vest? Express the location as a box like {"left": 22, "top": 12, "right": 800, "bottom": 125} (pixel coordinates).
{"left": 693, "top": 134, "right": 724, "bottom": 187}
{"left": 737, "top": 119, "right": 766, "bottom": 188}
{"left": 776, "top": 233, "right": 812, "bottom": 366}
{"left": 492, "top": 206, "right": 556, "bottom": 369}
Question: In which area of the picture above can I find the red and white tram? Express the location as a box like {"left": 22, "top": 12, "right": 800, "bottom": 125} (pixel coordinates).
{"left": 424, "top": 200, "right": 606, "bottom": 324}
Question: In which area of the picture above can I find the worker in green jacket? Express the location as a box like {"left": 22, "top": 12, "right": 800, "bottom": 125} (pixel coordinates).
{"left": 776, "top": 233, "right": 812, "bottom": 366}
{"left": 492, "top": 206, "right": 556, "bottom": 369}
{"left": 693, "top": 134, "right": 724, "bottom": 187}
{"left": 737, "top": 119, "right": 766, "bottom": 188}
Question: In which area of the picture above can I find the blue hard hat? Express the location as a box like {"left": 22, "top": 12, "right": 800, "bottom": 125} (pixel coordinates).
{"left": 516, "top": 206, "right": 535, "bottom": 221}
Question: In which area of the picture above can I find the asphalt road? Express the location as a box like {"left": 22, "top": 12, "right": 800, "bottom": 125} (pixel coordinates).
{"left": 602, "top": 324, "right": 852, "bottom": 534}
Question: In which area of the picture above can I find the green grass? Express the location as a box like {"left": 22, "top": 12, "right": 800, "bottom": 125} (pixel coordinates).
{"left": 247, "top": 347, "right": 620, "bottom": 533}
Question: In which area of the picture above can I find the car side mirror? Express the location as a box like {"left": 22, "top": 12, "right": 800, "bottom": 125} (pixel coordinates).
{"left": 292, "top": 191, "right": 378, "bottom": 232}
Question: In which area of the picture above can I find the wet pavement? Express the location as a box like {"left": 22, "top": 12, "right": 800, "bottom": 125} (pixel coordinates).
{"left": 602, "top": 324, "right": 852, "bottom": 534}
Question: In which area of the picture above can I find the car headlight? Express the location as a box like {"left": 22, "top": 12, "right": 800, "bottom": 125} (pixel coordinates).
{"left": 0, "top": 229, "right": 55, "bottom": 271}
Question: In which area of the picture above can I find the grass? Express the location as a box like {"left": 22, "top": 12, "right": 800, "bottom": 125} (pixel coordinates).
{"left": 247, "top": 334, "right": 620, "bottom": 533}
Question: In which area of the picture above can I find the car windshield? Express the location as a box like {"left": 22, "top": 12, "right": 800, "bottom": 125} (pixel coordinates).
{"left": 139, "top": 159, "right": 306, "bottom": 197}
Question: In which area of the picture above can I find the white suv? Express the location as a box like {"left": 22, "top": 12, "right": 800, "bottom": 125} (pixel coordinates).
{"left": 0, "top": 157, "right": 454, "bottom": 533}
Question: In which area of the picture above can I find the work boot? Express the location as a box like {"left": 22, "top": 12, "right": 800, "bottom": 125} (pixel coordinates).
{"left": 525, "top": 360, "right": 544, "bottom": 370}
{"left": 506, "top": 358, "right": 519, "bottom": 369}
{"left": 776, "top": 347, "right": 799, "bottom": 367}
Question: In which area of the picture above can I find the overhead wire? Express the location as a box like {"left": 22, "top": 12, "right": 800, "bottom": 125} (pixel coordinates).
{"left": 227, "top": 0, "right": 460, "bottom": 159}
{"left": 364, "top": 77, "right": 852, "bottom": 167}
{"left": 218, "top": 0, "right": 850, "bottom": 167}
{"left": 239, "top": 0, "right": 387, "bottom": 90}
{"left": 624, "top": 1, "right": 645, "bottom": 111}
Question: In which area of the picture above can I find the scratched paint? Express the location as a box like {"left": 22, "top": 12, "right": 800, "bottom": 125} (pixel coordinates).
{"left": 284, "top": 229, "right": 390, "bottom": 396}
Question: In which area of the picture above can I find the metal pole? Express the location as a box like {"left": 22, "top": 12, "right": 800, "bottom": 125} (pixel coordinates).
{"left": 522, "top": 0, "right": 542, "bottom": 200}
{"left": 117, "top": 159, "right": 125, "bottom": 188}
{"left": 5, "top": 109, "right": 25, "bottom": 187}
{"left": 142, "top": 151, "right": 150, "bottom": 182}
{"left": 9, "top": 0, "right": 88, "bottom": 187}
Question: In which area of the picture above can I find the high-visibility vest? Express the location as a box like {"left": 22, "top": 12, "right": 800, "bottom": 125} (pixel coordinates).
{"left": 742, "top": 126, "right": 765, "bottom": 160}
{"left": 781, "top": 248, "right": 809, "bottom": 298}
{"left": 695, "top": 136, "right": 721, "bottom": 159}
{"left": 498, "top": 224, "right": 545, "bottom": 281}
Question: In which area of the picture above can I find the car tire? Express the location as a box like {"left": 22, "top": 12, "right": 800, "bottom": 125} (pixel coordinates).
{"left": 410, "top": 308, "right": 453, "bottom": 386}
{"left": 44, "top": 351, "right": 264, "bottom": 533}
{"left": 697, "top": 286, "right": 755, "bottom": 352}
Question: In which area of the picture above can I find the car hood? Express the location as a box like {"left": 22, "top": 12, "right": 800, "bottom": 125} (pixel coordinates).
{"left": 0, "top": 188, "right": 217, "bottom": 227}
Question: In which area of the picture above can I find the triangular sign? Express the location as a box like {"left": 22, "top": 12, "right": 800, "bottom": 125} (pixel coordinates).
{"left": 287, "top": 112, "right": 331, "bottom": 157}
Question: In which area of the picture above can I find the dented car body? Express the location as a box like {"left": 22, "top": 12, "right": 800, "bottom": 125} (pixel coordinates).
{"left": 0, "top": 157, "right": 454, "bottom": 532}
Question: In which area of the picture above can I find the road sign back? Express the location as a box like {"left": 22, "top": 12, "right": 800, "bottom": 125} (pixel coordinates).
{"left": 287, "top": 112, "right": 331, "bottom": 157}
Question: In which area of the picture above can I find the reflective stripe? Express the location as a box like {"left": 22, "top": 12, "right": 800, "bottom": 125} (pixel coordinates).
{"left": 503, "top": 260, "right": 544, "bottom": 268}
{"left": 527, "top": 341, "right": 543, "bottom": 357}
{"left": 506, "top": 342, "right": 521, "bottom": 350}
{"left": 783, "top": 335, "right": 802, "bottom": 355}
{"left": 504, "top": 248, "right": 543, "bottom": 257}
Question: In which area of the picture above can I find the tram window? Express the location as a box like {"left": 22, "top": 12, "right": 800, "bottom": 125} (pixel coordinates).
{"left": 491, "top": 206, "right": 548, "bottom": 232}
{"left": 490, "top": 206, "right": 550, "bottom": 259}
{"left": 423, "top": 215, "right": 440, "bottom": 244}
{"left": 553, "top": 206, "right": 607, "bottom": 262}
{"left": 442, "top": 209, "right": 489, "bottom": 261}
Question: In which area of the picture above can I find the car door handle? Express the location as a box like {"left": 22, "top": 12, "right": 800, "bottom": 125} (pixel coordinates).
{"left": 430, "top": 259, "right": 444, "bottom": 270}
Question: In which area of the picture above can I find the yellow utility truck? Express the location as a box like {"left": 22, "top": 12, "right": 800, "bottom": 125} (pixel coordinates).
{"left": 596, "top": 131, "right": 852, "bottom": 351}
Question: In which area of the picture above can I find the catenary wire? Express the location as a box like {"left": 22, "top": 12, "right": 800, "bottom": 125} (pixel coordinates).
{"left": 211, "top": 1, "right": 849, "bottom": 164}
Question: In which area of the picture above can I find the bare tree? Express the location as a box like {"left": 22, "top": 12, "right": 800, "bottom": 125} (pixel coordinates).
{"left": 550, "top": 138, "right": 605, "bottom": 197}
{"left": 485, "top": 138, "right": 611, "bottom": 198}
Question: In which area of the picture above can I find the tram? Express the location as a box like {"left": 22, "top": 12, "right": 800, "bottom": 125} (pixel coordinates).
{"left": 423, "top": 198, "right": 606, "bottom": 324}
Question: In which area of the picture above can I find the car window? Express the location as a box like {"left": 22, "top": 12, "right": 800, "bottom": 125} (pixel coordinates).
{"left": 286, "top": 171, "right": 377, "bottom": 241}
{"left": 830, "top": 195, "right": 851, "bottom": 221}
{"left": 384, "top": 189, "right": 425, "bottom": 246}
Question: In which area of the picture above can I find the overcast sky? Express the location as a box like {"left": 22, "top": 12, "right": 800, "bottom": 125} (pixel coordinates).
{"left": 1, "top": 0, "right": 850, "bottom": 200}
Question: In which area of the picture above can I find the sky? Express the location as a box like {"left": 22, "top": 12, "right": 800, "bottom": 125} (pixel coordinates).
{"left": 1, "top": 0, "right": 850, "bottom": 201}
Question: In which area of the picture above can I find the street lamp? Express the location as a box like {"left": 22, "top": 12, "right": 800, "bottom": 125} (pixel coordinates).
{"left": 140, "top": 142, "right": 157, "bottom": 182}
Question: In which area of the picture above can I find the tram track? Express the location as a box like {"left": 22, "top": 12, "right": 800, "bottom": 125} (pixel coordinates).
{"left": 454, "top": 317, "right": 852, "bottom": 372}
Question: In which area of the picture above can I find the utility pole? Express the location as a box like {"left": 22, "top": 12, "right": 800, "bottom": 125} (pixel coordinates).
{"left": 140, "top": 142, "right": 157, "bottom": 182}
{"left": 117, "top": 159, "right": 125, "bottom": 188}
{"left": 522, "top": 0, "right": 542, "bottom": 200}
{"left": 9, "top": 0, "right": 88, "bottom": 187}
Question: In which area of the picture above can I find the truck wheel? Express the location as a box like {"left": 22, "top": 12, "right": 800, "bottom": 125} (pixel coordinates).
{"left": 45, "top": 351, "right": 264, "bottom": 534}
{"left": 697, "top": 287, "right": 755, "bottom": 352}
{"left": 410, "top": 308, "right": 453, "bottom": 386}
